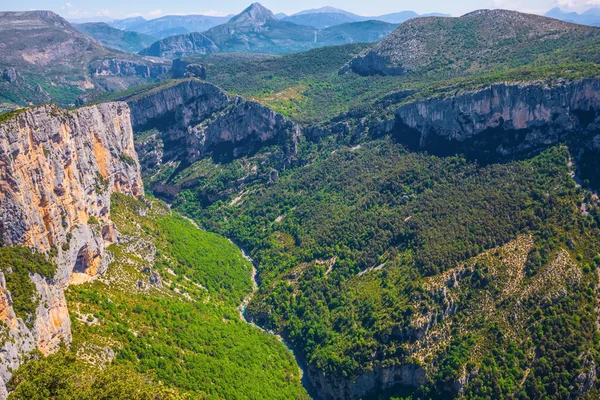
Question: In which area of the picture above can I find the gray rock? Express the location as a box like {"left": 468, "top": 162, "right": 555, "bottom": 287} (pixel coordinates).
{"left": 127, "top": 79, "right": 300, "bottom": 166}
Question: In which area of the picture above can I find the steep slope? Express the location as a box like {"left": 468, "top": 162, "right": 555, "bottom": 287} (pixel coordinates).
{"left": 74, "top": 22, "right": 156, "bottom": 53}
{"left": 0, "top": 102, "right": 142, "bottom": 396}
{"left": 201, "top": 3, "right": 316, "bottom": 54}
{"left": 138, "top": 32, "right": 219, "bottom": 58}
{"left": 345, "top": 9, "right": 600, "bottom": 76}
{"left": 0, "top": 11, "right": 169, "bottom": 109}
{"left": 111, "top": 79, "right": 300, "bottom": 200}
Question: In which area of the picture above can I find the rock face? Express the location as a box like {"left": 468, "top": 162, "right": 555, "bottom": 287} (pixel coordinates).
{"left": 91, "top": 59, "right": 169, "bottom": 79}
{"left": 307, "top": 364, "right": 426, "bottom": 400}
{"left": 383, "top": 79, "right": 600, "bottom": 159}
{"left": 138, "top": 32, "right": 219, "bottom": 58}
{"left": 127, "top": 79, "right": 300, "bottom": 166}
{"left": 0, "top": 102, "right": 143, "bottom": 396}
{"left": 171, "top": 58, "right": 207, "bottom": 79}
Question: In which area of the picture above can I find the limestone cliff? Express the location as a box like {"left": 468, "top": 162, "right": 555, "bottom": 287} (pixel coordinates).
{"left": 0, "top": 102, "right": 143, "bottom": 396}
{"left": 127, "top": 79, "right": 300, "bottom": 166}
{"left": 382, "top": 79, "right": 600, "bottom": 164}
{"left": 91, "top": 59, "right": 170, "bottom": 79}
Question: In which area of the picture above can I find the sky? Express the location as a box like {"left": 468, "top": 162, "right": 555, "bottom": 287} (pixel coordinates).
{"left": 0, "top": 0, "right": 599, "bottom": 20}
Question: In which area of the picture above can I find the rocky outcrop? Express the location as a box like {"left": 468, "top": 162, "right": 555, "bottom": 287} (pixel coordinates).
{"left": 171, "top": 58, "right": 207, "bottom": 79}
{"left": 0, "top": 102, "right": 143, "bottom": 396}
{"left": 127, "top": 79, "right": 300, "bottom": 165}
{"left": 139, "top": 32, "right": 218, "bottom": 59}
{"left": 307, "top": 363, "right": 426, "bottom": 400}
{"left": 91, "top": 59, "right": 170, "bottom": 79}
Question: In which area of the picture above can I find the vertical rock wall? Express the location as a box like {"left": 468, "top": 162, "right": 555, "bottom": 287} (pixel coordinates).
{"left": 0, "top": 102, "right": 143, "bottom": 396}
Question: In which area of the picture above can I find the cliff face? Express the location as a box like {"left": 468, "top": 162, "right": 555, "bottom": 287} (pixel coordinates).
{"left": 127, "top": 79, "right": 300, "bottom": 166}
{"left": 385, "top": 79, "right": 600, "bottom": 161}
{"left": 91, "top": 59, "right": 169, "bottom": 79}
{"left": 0, "top": 102, "right": 143, "bottom": 396}
{"left": 307, "top": 364, "right": 426, "bottom": 400}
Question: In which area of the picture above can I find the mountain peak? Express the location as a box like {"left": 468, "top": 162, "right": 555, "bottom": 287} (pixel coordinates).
{"left": 230, "top": 2, "right": 275, "bottom": 24}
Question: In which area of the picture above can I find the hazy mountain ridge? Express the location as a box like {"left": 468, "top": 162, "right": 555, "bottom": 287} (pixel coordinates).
{"left": 139, "top": 3, "right": 399, "bottom": 57}
{"left": 74, "top": 22, "right": 156, "bottom": 52}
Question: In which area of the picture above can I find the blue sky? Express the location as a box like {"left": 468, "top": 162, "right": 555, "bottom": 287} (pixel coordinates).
{"left": 0, "top": 0, "right": 597, "bottom": 19}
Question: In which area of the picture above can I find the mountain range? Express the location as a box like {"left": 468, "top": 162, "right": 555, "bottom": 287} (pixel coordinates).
{"left": 138, "top": 3, "right": 398, "bottom": 57}
{"left": 94, "top": 5, "right": 448, "bottom": 42}
{"left": 281, "top": 7, "right": 449, "bottom": 28}
{"left": 545, "top": 7, "right": 600, "bottom": 26}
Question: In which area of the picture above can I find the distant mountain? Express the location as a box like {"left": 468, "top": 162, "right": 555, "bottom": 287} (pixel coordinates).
{"left": 140, "top": 3, "right": 398, "bottom": 58}
{"left": 0, "top": 11, "right": 169, "bottom": 109}
{"left": 74, "top": 22, "right": 156, "bottom": 53}
{"left": 544, "top": 7, "right": 600, "bottom": 26}
{"left": 110, "top": 16, "right": 147, "bottom": 31}
{"left": 275, "top": 13, "right": 287, "bottom": 19}
{"left": 583, "top": 7, "right": 600, "bottom": 16}
{"left": 189, "top": 3, "right": 317, "bottom": 54}
{"left": 344, "top": 9, "right": 600, "bottom": 76}
{"left": 284, "top": 7, "right": 449, "bottom": 28}
{"left": 283, "top": 12, "right": 359, "bottom": 29}
{"left": 317, "top": 20, "right": 398, "bottom": 45}
{"left": 66, "top": 16, "right": 114, "bottom": 24}
{"left": 293, "top": 6, "right": 362, "bottom": 18}
{"left": 127, "top": 14, "right": 232, "bottom": 39}
{"left": 139, "top": 32, "right": 218, "bottom": 58}
{"left": 375, "top": 11, "right": 450, "bottom": 23}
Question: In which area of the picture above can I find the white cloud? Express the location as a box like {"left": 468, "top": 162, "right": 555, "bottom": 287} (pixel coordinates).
{"left": 60, "top": 2, "right": 73, "bottom": 10}
{"left": 554, "top": 0, "right": 600, "bottom": 11}
{"left": 147, "top": 9, "right": 163, "bottom": 17}
{"left": 490, "top": 0, "right": 548, "bottom": 14}
{"left": 96, "top": 9, "right": 111, "bottom": 17}
{"left": 200, "top": 10, "right": 231, "bottom": 17}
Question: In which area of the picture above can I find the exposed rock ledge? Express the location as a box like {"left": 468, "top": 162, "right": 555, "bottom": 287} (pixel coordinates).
{"left": 0, "top": 102, "right": 143, "bottom": 397}
{"left": 127, "top": 79, "right": 300, "bottom": 167}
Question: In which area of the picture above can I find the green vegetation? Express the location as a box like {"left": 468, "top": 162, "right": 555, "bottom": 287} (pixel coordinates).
{"left": 8, "top": 349, "right": 178, "bottom": 400}
{"left": 188, "top": 38, "right": 600, "bottom": 124}
{"left": 170, "top": 138, "right": 600, "bottom": 398}
{"left": 6, "top": 194, "right": 308, "bottom": 399}
{"left": 0, "top": 247, "right": 57, "bottom": 327}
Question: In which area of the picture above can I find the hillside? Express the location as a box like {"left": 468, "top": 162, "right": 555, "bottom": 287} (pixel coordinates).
{"left": 345, "top": 9, "right": 600, "bottom": 76}
{"left": 74, "top": 22, "right": 156, "bottom": 53}
{"left": 0, "top": 11, "right": 169, "bottom": 110}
